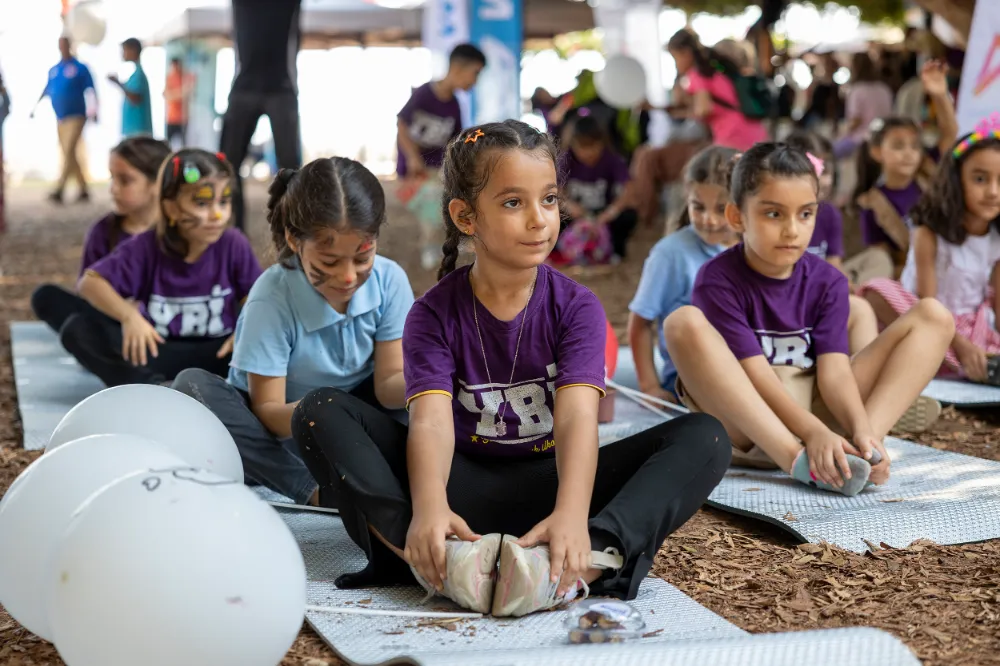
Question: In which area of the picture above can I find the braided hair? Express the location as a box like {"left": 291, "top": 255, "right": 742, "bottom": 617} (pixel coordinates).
{"left": 437, "top": 119, "right": 559, "bottom": 280}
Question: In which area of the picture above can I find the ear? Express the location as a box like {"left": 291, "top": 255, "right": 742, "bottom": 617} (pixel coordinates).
{"left": 724, "top": 202, "right": 745, "bottom": 234}
{"left": 284, "top": 227, "right": 299, "bottom": 254}
{"left": 448, "top": 198, "right": 475, "bottom": 235}
{"left": 161, "top": 199, "right": 181, "bottom": 222}
{"left": 869, "top": 143, "right": 883, "bottom": 164}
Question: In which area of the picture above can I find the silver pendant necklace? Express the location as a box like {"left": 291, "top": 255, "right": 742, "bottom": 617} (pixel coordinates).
{"left": 471, "top": 268, "right": 537, "bottom": 438}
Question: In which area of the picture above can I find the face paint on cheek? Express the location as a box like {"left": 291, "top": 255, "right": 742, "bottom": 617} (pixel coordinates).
{"left": 357, "top": 239, "right": 375, "bottom": 253}
{"left": 305, "top": 261, "right": 330, "bottom": 288}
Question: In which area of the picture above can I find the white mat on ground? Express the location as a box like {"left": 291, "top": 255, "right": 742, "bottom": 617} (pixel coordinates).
{"left": 282, "top": 509, "right": 920, "bottom": 666}
{"left": 611, "top": 346, "right": 1000, "bottom": 409}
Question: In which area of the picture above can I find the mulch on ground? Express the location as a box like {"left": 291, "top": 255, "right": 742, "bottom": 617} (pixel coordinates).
{"left": 0, "top": 185, "right": 998, "bottom": 665}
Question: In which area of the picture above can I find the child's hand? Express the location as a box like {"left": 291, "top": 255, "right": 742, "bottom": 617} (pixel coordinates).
{"left": 516, "top": 509, "right": 590, "bottom": 596}
{"left": 804, "top": 427, "right": 854, "bottom": 488}
{"left": 120, "top": 311, "right": 164, "bottom": 367}
{"left": 851, "top": 431, "right": 884, "bottom": 464}
{"left": 216, "top": 334, "right": 235, "bottom": 359}
{"left": 638, "top": 382, "right": 677, "bottom": 405}
{"left": 405, "top": 504, "right": 480, "bottom": 591}
{"left": 920, "top": 59, "right": 949, "bottom": 98}
{"left": 955, "top": 339, "right": 988, "bottom": 382}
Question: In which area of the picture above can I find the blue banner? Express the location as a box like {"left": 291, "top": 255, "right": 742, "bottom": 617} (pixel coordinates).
{"left": 468, "top": 0, "right": 522, "bottom": 124}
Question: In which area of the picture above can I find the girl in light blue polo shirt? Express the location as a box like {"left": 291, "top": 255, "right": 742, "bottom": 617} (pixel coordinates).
{"left": 173, "top": 157, "right": 415, "bottom": 505}
{"left": 627, "top": 146, "right": 739, "bottom": 402}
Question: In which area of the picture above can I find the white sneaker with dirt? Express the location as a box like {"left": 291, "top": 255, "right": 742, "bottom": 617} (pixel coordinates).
{"left": 491, "top": 534, "right": 624, "bottom": 618}
{"left": 409, "top": 533, "right": 502, "bottom": 614}
{"left": 893, "top": 396, "right": 942, "bottom": 434}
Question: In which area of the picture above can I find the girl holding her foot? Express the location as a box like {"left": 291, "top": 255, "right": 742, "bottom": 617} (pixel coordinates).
{"left": 666, "top": 142, "right": 953, "bottom": 496}
{"left": 292, "top": 120, "right": 730, "bottom": 617}
{"left": 860, "top": 114, "right": 1000, "bottom": 386}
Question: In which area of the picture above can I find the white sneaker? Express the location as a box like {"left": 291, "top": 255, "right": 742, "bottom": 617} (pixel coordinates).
{"left": 491, "top": 535, "right": 623, "bottom": 618}
{"left": 409, "top": 533, "right": 502, "bottom": 614}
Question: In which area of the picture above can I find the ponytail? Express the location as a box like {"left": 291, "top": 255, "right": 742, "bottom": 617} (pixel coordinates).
{"left": 267, "top": 168, "right": 298, "bottom": 266}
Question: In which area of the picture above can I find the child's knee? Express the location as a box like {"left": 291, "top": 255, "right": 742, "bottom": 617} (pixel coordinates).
{"left": 910, "top": 298, "right": 955, "bottom": 336}
{"left": 663, "top": 306, "right": 708, "bottom": 351}
{"left": 847, "top": 294, "right": 876, "bottom": 325}
{"left": 292, "top": 387, "right": 352, "bottom": 436}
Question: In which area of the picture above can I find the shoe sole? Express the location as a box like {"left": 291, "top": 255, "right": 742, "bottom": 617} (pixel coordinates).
{"left": 894, "top": 396, "right": 941, "bottom": 434}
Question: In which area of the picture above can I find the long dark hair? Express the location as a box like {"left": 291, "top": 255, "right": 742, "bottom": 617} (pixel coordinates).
{"left": 674, "top": 145, "right": 740, "bottom": 229}
{"left": 851, "top": 117, "right": 920, "bottom": 207}
{"left": 437, "top": 119, "right": 559, "bottom": 280}
{"left": 666, "top": 29, "right": 740, "bottom": 79}
{"left": 109, "top": 136, "right": 170, "bottom": 249}
{"left": 730, "top": 142, "right": 819, "bottom": 208}
{"left": 266, "top": 157, "right": 386, "bottom": 268}
{"left": 156, "top": 149, "right": 235, "bottom": 258}
{"left": 910, "top": 133, "right": 1000, "bottom": 244}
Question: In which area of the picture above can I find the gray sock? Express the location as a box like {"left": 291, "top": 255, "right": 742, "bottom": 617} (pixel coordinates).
{"left": 791, "top": 450, "right": 872, "bottom": 497}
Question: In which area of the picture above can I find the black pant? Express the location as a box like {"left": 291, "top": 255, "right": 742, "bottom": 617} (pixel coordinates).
{"left": 59, "top": 309, "right": 231, "bottom": 387}
{"left": 219, "top": 89, "right": 300, "bottom": 230}
{"left": 31, "top": 283, "right": 92, "bottom": 334}
{"left": 608, "top": 208, "right": 639, "bottom": 258}
{"left": 292, "top": 388, "right": 730, "bottom": 600}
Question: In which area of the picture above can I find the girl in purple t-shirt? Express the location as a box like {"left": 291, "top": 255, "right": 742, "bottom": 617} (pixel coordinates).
{"left": 665, "top": 143, "right": 952, "bottom": 497}
{"left": 63, "top": 149, "right": 262, "bottom": 387}
{"left": 31, "top": 136, "right": 171, "bottom": 335}
{"left": 292, "top": 120, "right": 729, "bottom": 619}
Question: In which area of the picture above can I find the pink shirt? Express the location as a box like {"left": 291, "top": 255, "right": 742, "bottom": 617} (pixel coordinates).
{"left": 685, "top": 71, "right": 767, "bottom": 151}
{"left": 845, "top": 82, "right": 893, "bottom": 141}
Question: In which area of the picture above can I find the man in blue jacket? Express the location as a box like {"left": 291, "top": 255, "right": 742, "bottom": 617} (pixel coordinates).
{"left": 32, "top": 36, "right": 98, "bottom": 204}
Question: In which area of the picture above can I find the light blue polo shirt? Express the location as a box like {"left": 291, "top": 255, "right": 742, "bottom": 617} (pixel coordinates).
{"left": 228, "top": 255, "right": 414, "bottom": 402}
{"left": 628, "top": 226, "right": 725, "bottom": 389}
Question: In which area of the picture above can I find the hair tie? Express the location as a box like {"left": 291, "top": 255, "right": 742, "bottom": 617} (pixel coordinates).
{"left": 953, "top": 112, "right": 1000, "bottom": 159}
{"left": 182, "top": 162, "right": 201, "bottom": 183}
{"left": 216, "top": 152, "right": 226, "bottom": 162}
{"left": 806, "top": 152, "right": 825, "bottom": 177}
{"left": 465, "top": 129, "right": 485, "bottom": 144}
{"left": 172, "top": 156, "right": 181, "bottom": 179}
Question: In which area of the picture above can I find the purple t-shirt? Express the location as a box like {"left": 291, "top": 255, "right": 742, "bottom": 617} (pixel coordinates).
{"left": 807, "top": 202, "right": 844, "bottom": 260}
{"left": 88, "top": 228, "right": 262, "bottom": 340}
{"left": 560, "top": 148, "right": 630, "bottom": 214}
{"left": 860, "top": 182, "right": 921, "bottom": 250}
{"left": 80, "top": 213, "right": 134, "bottom": 276}
{"left": 692, "top": 245, "right": 850, "bottom": 369}
{"left": 396, "top": 82, "right": 462, "bottom": 177}
{"left": 403, "top": 264, "right": 607, "bottom": 457}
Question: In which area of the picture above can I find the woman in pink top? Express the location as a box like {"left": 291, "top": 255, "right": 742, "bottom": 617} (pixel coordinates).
{"left": 666, "top": 30, "right": 767, "bottom": 151}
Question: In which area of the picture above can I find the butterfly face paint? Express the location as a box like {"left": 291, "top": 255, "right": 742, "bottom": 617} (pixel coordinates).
{"left": 298, "top": 229, "right": 377, "bottom": 311}
{"left": 168, "top": 175, "right": 233, "bottom": 251}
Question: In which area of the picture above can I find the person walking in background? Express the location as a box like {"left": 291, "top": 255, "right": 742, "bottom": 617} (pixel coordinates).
{"left": 108, "top": 38, "right": 153, "bottom": 138}
{"left": 32, "top": 36, "right": 98, "bottom": 204}
{"left": 164, "top": 58, "right": 193, "bottom": 149}
{"left": 220, "top": 0, "right": 303, "bottom": 231}
{"left": 833, "top": 53, "right": 893, "bottom": 160}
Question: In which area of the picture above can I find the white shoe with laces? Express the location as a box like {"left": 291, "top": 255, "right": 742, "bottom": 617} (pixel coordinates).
{"left": 409, "top": 533, "right": 502, "bottom": 614}
{"left": 491, "top": 534, "right": 624, "bottom": 618}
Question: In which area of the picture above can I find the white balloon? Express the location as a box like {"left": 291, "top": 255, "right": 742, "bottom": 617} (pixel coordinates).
{"left": 47, "top": 468, "right": 306, "bottom": 666}
{"left": 65, "top": 0, "right": 107, "bottom": 46}
{"left": 0, "top": 435, "right": 186, "bottom": 640}
{"left": 48, "top": 384, "right": 244, "bottom": 483}
{"left": 595, "top": 55, "right": 648, "bottom": 109}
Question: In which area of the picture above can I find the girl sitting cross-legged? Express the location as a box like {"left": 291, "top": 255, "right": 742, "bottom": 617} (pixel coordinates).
{"left": 291, "top": 120, "right": 730, "bottom": 618}
{"left": 665, "top": 142, "right": 953, "bottom": 496}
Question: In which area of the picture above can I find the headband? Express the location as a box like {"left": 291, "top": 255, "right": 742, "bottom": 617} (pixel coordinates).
{"left": 953, "top": 112, "right": 1000, "bottom": 159}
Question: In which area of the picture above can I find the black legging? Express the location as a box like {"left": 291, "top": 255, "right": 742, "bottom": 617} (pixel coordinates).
{"left": 31, "top": 283, "right": 92, "bottom": 334}
{"left": 292, "top": 387, "right": 730, "bottom": 598}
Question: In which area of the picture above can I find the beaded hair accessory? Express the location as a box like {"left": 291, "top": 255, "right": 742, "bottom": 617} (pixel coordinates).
{"left": 953, "top": 113, "right": 1000, "bottom": 159}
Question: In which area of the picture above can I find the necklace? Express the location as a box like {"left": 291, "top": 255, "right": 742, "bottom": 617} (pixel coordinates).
{"left": 471, "top": 268, "right": 537, "bottom": 438}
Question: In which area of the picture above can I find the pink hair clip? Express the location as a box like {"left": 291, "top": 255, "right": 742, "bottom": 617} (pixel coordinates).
{"left": 806, "top": 152, "right": 825, "bottom": 177}
{"left": 953, "top": 112, "right": 1000, "bottom": 158}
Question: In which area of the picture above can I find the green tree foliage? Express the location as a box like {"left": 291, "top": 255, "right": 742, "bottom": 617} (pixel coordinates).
{"left": 665, "top": 0, "right": 906, "bottom": 23}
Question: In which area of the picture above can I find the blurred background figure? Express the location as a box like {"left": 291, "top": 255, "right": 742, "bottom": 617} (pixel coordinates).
{"left": 107, "top": 37, "right": 152, "bottom": 139}
{"left": 163, "top": 57, "right": 193, "bottom": 150}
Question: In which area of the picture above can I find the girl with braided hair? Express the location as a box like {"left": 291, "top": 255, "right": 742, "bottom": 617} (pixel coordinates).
{"left": 292, "top": 119, "right": 730, "bottom": 619}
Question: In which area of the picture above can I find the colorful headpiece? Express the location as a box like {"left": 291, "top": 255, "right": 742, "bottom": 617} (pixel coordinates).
{"left": 953, "top": 113, "right": 1000, "bottom": 159}
{"left": 465, "top": 129, "right": 485, "bottom": 144}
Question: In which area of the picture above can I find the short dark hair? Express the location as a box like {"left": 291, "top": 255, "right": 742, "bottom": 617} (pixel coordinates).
{"left": 851, "top": 53, "right": 878, "bottom": 83}
{"left": 569, "top": 115, "right": 606, "bottom": 145}
{"left": 851, "top": 117, "right": 921, "bottom": 205}
{"left": 784, "top": 130, "right": 833, "bottom": 159}
{"left": 730, "top": 142, "right": 818, "bottom": 208}
{"left": 157, "top": 149, "right": 235, "bottom": 258}
{"left": 449, "top": 43, "right": 486, "bottom": 68}
{"left": 438, "top": 120, "right": 558, "bottom": 280}
{"left": 170, "top": 57, "right": 182, "bottom": 66}
{"left": 266, "top": 157, "right": 387, "bottom": 268}
{"left": 122, "top": 38, "right": 142, "bottom": 54}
